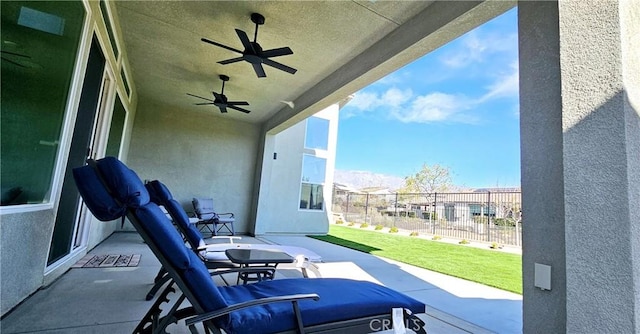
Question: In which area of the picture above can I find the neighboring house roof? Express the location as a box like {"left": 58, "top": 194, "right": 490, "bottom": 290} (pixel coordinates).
{"left": 359, "top": 186, "right": 392, "bottom": 195}
{"left": 333, "top": 183, "right": 363, "bottom": 194}
{"left": 472, "top": 187, "right": 521, "bottom": 193}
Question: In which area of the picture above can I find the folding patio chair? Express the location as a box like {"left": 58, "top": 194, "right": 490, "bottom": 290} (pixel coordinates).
{"left": 192, "top": 197, "right": 235, "bottom": 236}
{"left": 73, "top": 157, "right": 426, "bottom": 334}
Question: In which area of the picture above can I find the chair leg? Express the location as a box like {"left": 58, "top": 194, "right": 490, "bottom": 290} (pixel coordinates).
{"left": 198, "top": 221, "right": 215, "bottom": 237}
{"left": 215, "top": 222, "right": 234, "bottom": 236}
{"left": 146, "top": 274, "right": 172, "bottom": 301}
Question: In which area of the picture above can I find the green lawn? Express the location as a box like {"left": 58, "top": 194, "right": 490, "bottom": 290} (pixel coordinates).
{"left": 310, "top": 225, "right": 522, "bottom": 294}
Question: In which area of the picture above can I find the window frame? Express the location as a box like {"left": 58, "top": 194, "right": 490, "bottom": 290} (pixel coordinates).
{"left": 298, "top": 154, "right": 327, "bottom": 211}
{"left": 303, "top": 116, "right": 330, "bottom": 150}
{"left": 0, "top": 0, "right": 93, "bottom": 214}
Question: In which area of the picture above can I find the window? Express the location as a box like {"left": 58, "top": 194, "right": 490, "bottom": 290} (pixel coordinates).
{"left": 121, "top": 67, "right": 130, "bottom": 97}
{"left": 105, "top": 94, "right": 126, "bottom": 157}
{"left": 0, "top": 1, "right": 85, "bottom": 206}
{"left": 304, "top": 116, "right": 329, "bottom": 150}
{"left": 99, "top": 0, "right": 119, "bottom": 59}
{"left": 300, "top": 155, "right": 326, "bottom": 210}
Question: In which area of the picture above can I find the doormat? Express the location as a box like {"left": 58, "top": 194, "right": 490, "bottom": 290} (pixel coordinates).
{"left": 73, "top": 254, "right": 140, "bottom": 268}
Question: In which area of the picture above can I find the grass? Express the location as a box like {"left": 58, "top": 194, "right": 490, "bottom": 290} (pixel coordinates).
{"left": 311, "top": 225, "right": 522, "bottom": 294}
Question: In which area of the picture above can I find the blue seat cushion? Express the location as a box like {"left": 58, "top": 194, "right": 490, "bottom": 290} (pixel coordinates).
{"left": 216, "top": 278, "right": 425, "bottom": 334}
{"left": 95, "top": 157, "right": 149, "bottom": 208}
{"left": 135, "top": 204, "right": 192, "bottom": 270}
{"left": 183, "top": 250, "right": 231, "bottom": 311}
{"left": 146, "top": 180, "right": 203, "bottom": 251}
{"left": 73, "top": 164, "right": 125, "bottom": 221}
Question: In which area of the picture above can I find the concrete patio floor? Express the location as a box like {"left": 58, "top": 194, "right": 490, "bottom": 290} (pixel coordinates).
{"left": 1, "top": 232, "right": 522, "bottom": 333}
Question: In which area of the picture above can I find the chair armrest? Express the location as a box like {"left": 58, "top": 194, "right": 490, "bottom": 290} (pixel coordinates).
{"left": 216, "top": 212, "right": 235, "bottom": 218}
{"left": 197, "top": 243, "right": 248, "bottom": 252}
{"left": 185, "top": 293, "right": 320, "bottom": 326}
{"left": 209, "top": 236, "right": 242, "bottom": 243}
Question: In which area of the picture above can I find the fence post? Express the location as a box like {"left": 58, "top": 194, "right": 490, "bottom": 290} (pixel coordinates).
{"left": 345, "top": 193, "right": 350, "bottom": 222}
{"left": 486, "top": 191, "right": 491, "bottom": 242}
{"left": 394, "top": 192, "right": 398, "bottom": 227}
{"left": 365, "top": 193, "right": 370, "bottom": 224}
{"left": 432, "top": 192, "right": 437, "bottom": 235}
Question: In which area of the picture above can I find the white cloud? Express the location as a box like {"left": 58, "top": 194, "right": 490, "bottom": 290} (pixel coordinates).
{"left": 441, "top": 32, "right": 487, "bottom": 68}
{"left": 440, "top": 30, "right": 518, "bottom": 69}
{"left": 347, "top": 91, "right": 380, "bottom": 111}
{"left": 392, "top": 92, "right": 477, "bottom": 124}
{"left": 477, "top": 61, "right": 519, "bottom": 103}
{"left": 344, "top": 88, "right": 477, "bottom": 124}
{"left": 381, "top": 87, "right": 413, "bottom": 107}
{"left": 345, "top": 87, "right": 412, "bottom": 111}
{"left": 342, "top": 41, "right": 519, "bottom": 123}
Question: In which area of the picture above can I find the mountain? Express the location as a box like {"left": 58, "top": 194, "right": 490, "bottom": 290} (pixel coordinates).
{"left": 333, "top": 170, "right": 405, "bottom": 191}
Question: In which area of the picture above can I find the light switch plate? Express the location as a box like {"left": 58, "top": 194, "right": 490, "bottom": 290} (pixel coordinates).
{"left": 534, "top": 263, "right": 551, "bottom": 290}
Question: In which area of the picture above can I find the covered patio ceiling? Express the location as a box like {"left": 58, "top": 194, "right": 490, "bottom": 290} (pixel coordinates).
{"left": 114, "top": 1, "right": 514, "bottom": 133}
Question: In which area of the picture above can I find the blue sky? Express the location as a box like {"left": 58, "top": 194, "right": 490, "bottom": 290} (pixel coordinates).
{"left": 335, "top": 8, "right": 520, "bottom": 189}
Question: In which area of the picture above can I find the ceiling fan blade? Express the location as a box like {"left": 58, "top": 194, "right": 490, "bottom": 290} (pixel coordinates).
{"left": 218, "top": 57, "right": 245, "bottom": 65}
{"left": 187, "top": 93, "right": 214, "bottom": 102}
{"left": 262, "top": 58, "right": 297, "bottom": 75}
{"left": 201, "top": 37, "right": 243, "bottom": 54}
{"left": 227, "top": 101, "right": 250, "bottom": 106}
{"left": 235, "top": 29, "right": 255, "bottom": 53}
{"left": 195, "top": 102, "right": 215, "bottom": 105}
{"left": 219, "top": 105, "right": 228, "bottom": 113}
{"left": 228, "top": 105, "right": 252, "bottom": 114}
{"left": 261, "top": 47, "right": 293, "bottom": 58}
{"left": 252, "top": 63, "right": 266, "bottom": 78}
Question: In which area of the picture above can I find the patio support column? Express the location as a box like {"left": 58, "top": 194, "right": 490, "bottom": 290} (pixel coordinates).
{"left": 519, "top": 1, "right": 639, "bottom": 333}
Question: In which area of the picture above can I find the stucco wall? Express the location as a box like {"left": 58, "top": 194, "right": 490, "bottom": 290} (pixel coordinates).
{"left": 0, "top": 0, "right": 137, "bottom": 316}
{"left": 254, "top": 104, "right": 339, "bottom": 235}
{"left": 126, "top": 96, "right": 260, "bottom": 234}
{"left": 0, "top": 210, "right": 55, "bottom": 315}
{"left": 520, "top": 1, "right": 640, "bottom": 332}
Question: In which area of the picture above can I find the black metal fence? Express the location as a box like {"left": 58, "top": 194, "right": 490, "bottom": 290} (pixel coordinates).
{"left": 332, "top": 191, "right": 522, "bottom": 247}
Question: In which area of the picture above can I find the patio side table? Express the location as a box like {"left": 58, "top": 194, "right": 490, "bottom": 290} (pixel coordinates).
{"left": 225, "top": 249, "right": 294, "bottom": 284}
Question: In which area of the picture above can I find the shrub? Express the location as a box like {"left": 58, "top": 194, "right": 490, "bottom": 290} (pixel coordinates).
{"left": 490, "top": 242, "right": 503, "bottom": 249}
{"left": 473, "top": 216, "right": 487, "bottom": 224}
{"left": 360, "top": 223, "right": 369, "bottom": 228}
{"left": 459, "top": 239, "right": 470, "bottom": 245}
{"left": 374, "top": 224, "right": 384, "bottom": 230}
{"left": 494, "top": 218, "right": 517, "bottom": 227}
{"left": 389, "top": 226, "right": 399, "bottom": 233}
{"left": 347, "top": 222, "right": 355, "bottom": 226}
{"left": 335, "top": 219, "right": 344, "bottom": 225}
{"left": 432, "top": 235, "right": 442, "bottom": 241}
{"left": 409, "top": 231, "right": 419, "bottom": 237}
{"left": 421, "top": 212, "right": 438, "bottom": 220}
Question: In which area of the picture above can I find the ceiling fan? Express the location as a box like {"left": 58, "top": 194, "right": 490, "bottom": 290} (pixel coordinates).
{"left": 187, "top": 75, "right": 251, "bottom": 114}
{"left": 201, "top": 12, "right": 296, "bottom": 78}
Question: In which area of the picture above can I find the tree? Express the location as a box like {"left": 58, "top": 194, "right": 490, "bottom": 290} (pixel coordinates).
{"left": 402, "top": 163, "right": 453, "bottom": 194}
{"left": 398, "top": 164, "right": 453, "bottom": 223}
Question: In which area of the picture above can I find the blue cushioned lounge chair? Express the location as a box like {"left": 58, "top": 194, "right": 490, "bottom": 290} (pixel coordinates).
{"left": 73, "top": 157, "right": 426, "bottom": 334}
{"left": 144, "top": 180, "right": 279, "bottom": 299}
{"left": 144, "top": 180, "right": 323, "bottom": 299}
